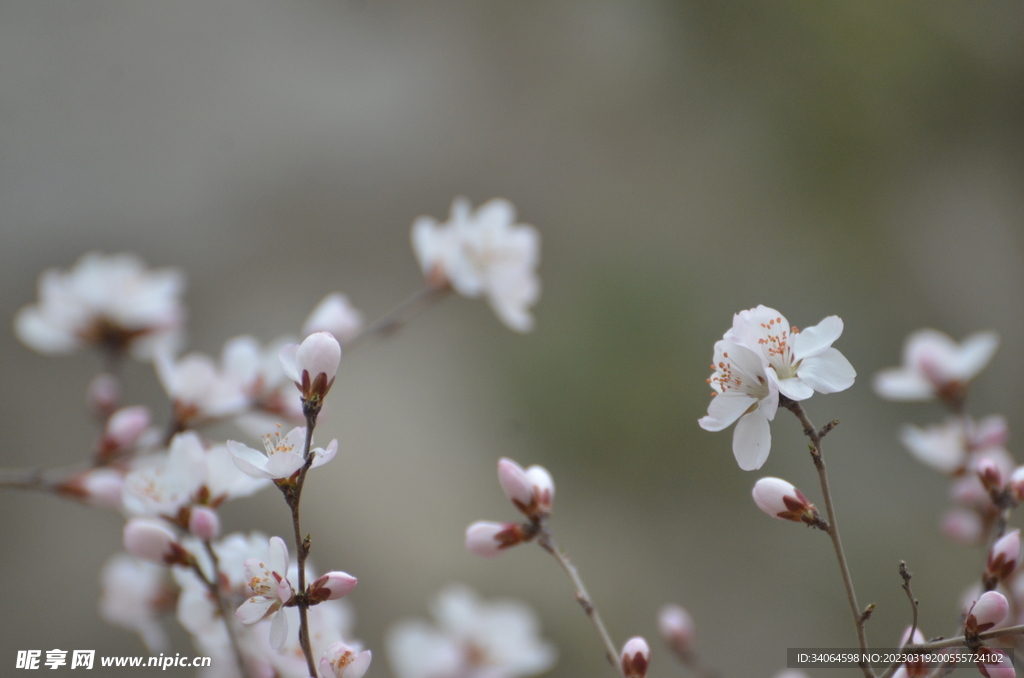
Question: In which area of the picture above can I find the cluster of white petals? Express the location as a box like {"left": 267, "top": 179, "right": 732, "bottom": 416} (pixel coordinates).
{"left": 304, "top": 293, "right": 364, "bottom": 344}
{"left": 237, "top": 536, "right": 295, "bottom": 650}
{"left": 387, "top": 585, "right": 556, "bottom": 678}
{"left": 155, "top": 350, "right": 250, "bottom": 423}
{"left": 874, "top": 329, "right": 999, "bottom": 403}
{"left": 412, "top": 197, "right": 541, "bottom": 332}
{"left": 699, "top": 306, "right": 855, "bottom": 470}
{"left": 99, "top": 554, "right": 173, "bottom": 652}
{"left": 14, "top": 252, "right": 185, "bottom": 359}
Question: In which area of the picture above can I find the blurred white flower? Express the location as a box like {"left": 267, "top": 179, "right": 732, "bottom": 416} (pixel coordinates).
{"left": 99, "top": 554, "right": 173, "bottom": 653}
{"left": 304, "top": 293, "right": 364, "bottom": 344}
{"left": 236, "top": 536, "right": 294, "bottom": 650}
{"left": 874, "top": 329, "right": 998, "bottom": 404}
{"left": 412, "top": 198, "right": 540, "bottom": 332}
{"left": 220, "top": 335, "right": 305, "bottom": 436}
{"left": 155, "top": 350, "right": 250, "bottom": 425}
{"left": 387, "top": 585, "right": 556, "bottom": 678}
{"left": 15, "top": 252, "right": 184, "bottom": 359}
{"left": 899, "top": 419, "right": 968, "bottom": 474}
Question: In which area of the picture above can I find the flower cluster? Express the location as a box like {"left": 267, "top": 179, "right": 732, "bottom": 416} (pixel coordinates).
{"left": 699, "top": 305, "right": 855, "bottom": 470}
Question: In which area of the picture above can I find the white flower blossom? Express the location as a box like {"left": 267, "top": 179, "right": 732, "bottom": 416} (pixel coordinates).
{"left": 14, "top": 252, "right": 185, "bottom": 359}
{"left": 387, "top": 585, "right": 556, "bottom": 678}
{"left": 874, "top": 329, "right": 999, "bottom": 403}
{"left": 304, "top": 293, "right": 364, "bottom": 344}
{"left": 99, "top": 554, "right": 173, "bottom": 653}
{"left": 412, "top": 198, "right": 540, "bottom": 332}
{"left": 227, "top": 426, "right": 337, "bottom": 481}
{"left": 236, "top": 536, "right": 294, "bottom": 650}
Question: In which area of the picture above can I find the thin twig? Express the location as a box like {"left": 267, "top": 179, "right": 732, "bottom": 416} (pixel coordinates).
{"left": 783, "top": 399, "right": 874, "bottom": 678}
{"left": 906, "top": 623, "right": 1024, "bottom": 650}
{"left": 900, "top": 561, "right": 919, "bottom": 644}
{"left": 535, "top": 527, "right": 623, "bottom": 676}
{"left": 286, "top": 417, "right": 318, "bottom": 677}
{"left": 343, "top": 285, "right": 449, "bottom": 351}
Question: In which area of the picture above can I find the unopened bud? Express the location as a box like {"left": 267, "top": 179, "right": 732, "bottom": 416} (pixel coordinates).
{"left": 977, "top": 647, "right": 1015, "bottom": 678}
{"left": 279, "top": 332, "right": 341, "bottom": 409}
{"left": 526, "top": 465, "right": 554, "bottom": 514}
{"left": 105, "top": 405, "right": 152, "bottom": 449}
{"left": 987, "top": 530, "right": 1021, "bottom": 582}
{"left": 87, "top": 373, "right": 121, "bottom": 418}
{"left": 658, "top": 604, "right": 695, "bottom": 653}
{"left": 899, "top": 626, "right": 928, "bottom": 677}
{"left": 620, "top": 637, "right": 650, "bottom": 678}
{"left": 124, "top": 519, "right": 188, "bottom": 566}
{"left": 498, "top": 458, "right": 535, "bottom": 510}
{"left": 752, "top": 478, "right": 822, "bottom": 526}
{"left": 1009, "top": 467, "right": 1024, "bottom": 503}
{"left": 188, "top": 506, "right": 220, "bottom": 541}
{"left": 966, "top": 591, "right": 1009, "bottom": 634}
{"left": 309, "top": 571, "right": 358, "bottom": 603}
{"left": 464, "top": 521, "right": 529, "bottom": 557}
{"left": 977, "top": 456, "right": 1005, "bottom": 494}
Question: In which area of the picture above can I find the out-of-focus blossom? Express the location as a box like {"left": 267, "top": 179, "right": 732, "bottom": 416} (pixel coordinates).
{"left": 155, "top": 350, "right": 249, "bottom": 426}
{"left": 658, "top": 604, "right": 695, "bottom": 653}
{"left": 123, "top": 518, "right": 188, "bottom": 565}
{"left": 319, "top": 641, "right": 371, "bottom": 678}
{"left": 304, "top": 294, "right": 364, "bottom": 344}
{"left": 387, "top": 585, "right": 556, "bottom": 678}
{"left": 188, "top": 506, "right": 220, "bottom": 540}
{"left": 497, "top": 458, "right": 554, "bottom": 519}
{"left": 464, "top": 521, "right": 530, "bottom": 558}
{"left": 699, "top": 337, "right": 779, "bottom": 470}
{"left": 236, "top": 536, "right": 294, "bottom": 650}
{"left": 874, "top": 329, "right": 999, "bottom": 404}
{"left": 620, "top": 637, "right": 649, "bottom": 678}
{"left": 87, "top": 373, "right": 121, "bottom": 418}
{"left": 227, "top": 426, "right": 336, "bottom": 481}
{"left": 898, "top": 626, "right": 928, "bottom": 677}
{"left": 411, "top": 198, "right": 541, "bottom": 332}
{"left": 14, "top": 252, "right": 185, "bottom": 359}
{"left": 99, "top": 554, "right": 174, "bottom": 653}
{"left": 724, "top": 306, "right": 855, "bottom": 401}
{"left": 221, "top": 335, "right": 305, "bottom": 436}
{"left": 941, "top": 509, "right": 983, "bottom": 545}
{"left": 899, "top": 419, "right": 968, "bottom": 475}
{"left": 57, "top": 467, "right": 125, "bottom": 509}
{"left": 977, "top": 648, "right": 1015, "bottom": 678}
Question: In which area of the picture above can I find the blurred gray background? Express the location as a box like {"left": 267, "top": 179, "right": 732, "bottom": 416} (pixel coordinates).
{"left": 2, "top": 1, "right": 1023, "bottom": 676}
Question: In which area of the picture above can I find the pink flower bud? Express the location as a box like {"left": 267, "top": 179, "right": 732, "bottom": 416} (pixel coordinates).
{"left": 465, "top": 521, "right": 528, "bottom": 557}
{"left": 124, "top": 519, "right": 186, "bottom": 565}
{"left": 498, "top": 458, "right": 535, "bottom": 510}
{"left": 752, "top": 478, "right": 821, "bottom": 525}
{"left": 658, "top": 604, "right": 695, "bottom": 653}
{"left": 319, "top": 642, "right": 371, "bottom": 678}
{"left": 105, "top": 405, "right": 151, "bottom": 449}
{"left": 941, "top": 509, "right": 983, "bottom": 546}
{"left": 987, "top": 530, "right": 1021, "bottom": 581}
{"left": 59, "top": 468, "right": 124, "bottom": 509}
{"left": 977, "top": 647, "right": 1015, "bottom": 678}
{"left": 87, "top": 373, "right": 121, "bottom": 418}
{"left": 967, "top": 591, "right": 1009, "bottom": 634}
{"left": 526, "top": 465, "right": 554, "bottom": 514}
{"left": 899, "top": 626, "right": 928, "bottom": 678}
{"left": 620, "top": 637, "right": 650, "bottom": 678}
{"left": 1009, "top": 467, "right": 1024, "bottom": 503}
{"left": 188, "top": 506, "right": 220, "bottom": 541}
{"left": 309, "top": 571, "right": 358, "bottom": 603}
{"left": 977, "top": 456, "right": 1004, "bottom": 493}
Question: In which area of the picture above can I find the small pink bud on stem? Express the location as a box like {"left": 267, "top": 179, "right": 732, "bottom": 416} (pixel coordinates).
{"left": 620, "top": 637, "right": 650, "bottom": 678}
{"left": 188, "top": 506, "right": 220, "bottom": 541}
{"left": 986, "top": 530, "right": 1021, "bottom": 587}
{"left": 123, "top": 518, "right": 190, "bottom": 566}
{"left": 658, "top": 604, "right": 695, "bottom": 654}
{"left": 752, "top": 478, "right": 827, "bottom": 529}
{"left": 309, "top": 572, "right": 358, "bottom": 603}
{"left": 465, "top": 521, "right": 533, "bottom": 557}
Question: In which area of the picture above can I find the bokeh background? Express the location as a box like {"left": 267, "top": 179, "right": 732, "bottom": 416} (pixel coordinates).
{"left": 2, "top": 1, "right": 1023, "bottom": 676}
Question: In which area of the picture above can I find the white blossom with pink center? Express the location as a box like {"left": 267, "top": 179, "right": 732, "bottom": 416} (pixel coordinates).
{"left": 699, "top": 337, "right": 779, "bottom": 470}
{"left": 237, "top": 536, "right": 295, "bottom": 650}
{"left": 412, "top": 198, "right": 541, "bottom": 333}
{"left": 320, "top": 641, "right": 372, "bottom": 678}
{"left": 227, "top": 426, "right": 337, "bottom": 481}
{"left": 14, "top": 252, "right": 184, "bottom": 359}
{"left": 155, "top": 349, "right": 249, "bottom": 423}
{"left": 724, "top": 305, "right": 856, "bottom": 402}
{"left": 387, "top": 585, "right": 556, "bottom": 678}
{"left": 874, "top": 329, "right": 999, "bottom": 402}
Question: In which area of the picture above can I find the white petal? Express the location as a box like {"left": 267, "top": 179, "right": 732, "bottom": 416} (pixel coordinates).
{"left": 269, "top": 536, "right": 289, "bottom": 574}
{"left": 236, "top": 596, "right": 275, "bottom": 625}
{"left": 345, "top": 650, "right": 372, "bottom": 678}
{"left": 954, "top": 331, "right": 999, "bottom": 381}
{"left": 793, "top": 316, "right": 843, "bottom": 359}
{"left": 311, "top": 439, "right": 338, "bottom": 469}
{"left": 797, "top": 348, "right": 856, "bottom": 394}
{"left": 278, "top": 344, "right": 301, "bottom": 383}
{"left": 269, "top": 608, "right": 289, "bottom": 650}
{"left": 732, "top": 410, "right": 772, "bottom": 471}
{"left": 226, "top": 441, "right": 274, "bottom": 479}
{"left": 774, "top": 375, "right": 815, "bottom": 401}
{"left": 700, "top": 393, "right": 756, "bottom": 431}
{"left": 873, "top": 368, "right": 933, "bottom": 400}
